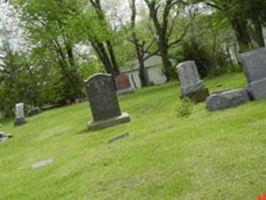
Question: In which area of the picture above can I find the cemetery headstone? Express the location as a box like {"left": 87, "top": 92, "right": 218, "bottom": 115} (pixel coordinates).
{"left": 115, "top": 73, "right": 134, "bottom": 95}
{"left": 176, "top": 61, "right": 209, "bottom": 102}
{"left": 206, "top": 89, "right": 250, "bottom": 111}
{"left": 239, "top": 48, "right": 266, "bottom": 100}
{"left": 15, "top": 103, "right": 26, "bottom": 126}
{"left": 84, "top": 73, "right": 130, "bottom": 129}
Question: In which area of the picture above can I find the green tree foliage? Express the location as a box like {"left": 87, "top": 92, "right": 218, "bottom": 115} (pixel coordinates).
{"left": 18, "top": 0, "right": 85, "bottom": 104}
{"left": 194, "top": 0, "right": 266, "bottom": 51}
{"left": 177, "top": 13, "right": 233, "bottom": 77}
{"left": 0, "top": 42, "right": 38, "bottom": 117}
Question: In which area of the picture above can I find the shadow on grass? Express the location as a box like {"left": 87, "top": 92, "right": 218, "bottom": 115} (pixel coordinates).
{"left": 76, "top": 128, "right": 95, "bottom": 135}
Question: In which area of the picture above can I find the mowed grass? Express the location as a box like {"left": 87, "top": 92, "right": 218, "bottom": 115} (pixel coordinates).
{"left": 0, "top": 73, "right": 266, "bottom": 200}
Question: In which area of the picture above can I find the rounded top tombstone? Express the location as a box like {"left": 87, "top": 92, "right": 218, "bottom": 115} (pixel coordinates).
{"left": 176, "top": 61, "right": 202, "bottom": 86}
{"left": 176, "top": 61, "right": 204, "bottom": 94}
{"left": 84, "top": 73, "right": 121, "bottom": 121}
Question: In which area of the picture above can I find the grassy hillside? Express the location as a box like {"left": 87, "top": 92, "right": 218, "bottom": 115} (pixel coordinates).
{"left": 0, "top": 73, "right": 265, "bottom": 200}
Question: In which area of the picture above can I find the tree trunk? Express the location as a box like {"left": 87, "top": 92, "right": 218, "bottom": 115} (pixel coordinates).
{"left": 89, "top": 0, "right": 120, "bottom": 78}
{"left": 91, "top": 41, "right": 114, "bottom": 75}
{"left": 144, "top": 0, "right": 175, "bottom": 81}
{"left": 159, "top": 42, "right": 173, "bottom": 81}
{"left": 130, "top": 0, "right": 150, "bottom": 87}
{"left": 230, "top": 16, "right": 253, "bottom": 52}
{"left": 137, "top": 45, "right": 149, "bottom": 87}
{"left": 106, "top": 40, "right": 120, "bottom": 76}
{"left": 252, "top": 19, "right": 265, "bottom": 47}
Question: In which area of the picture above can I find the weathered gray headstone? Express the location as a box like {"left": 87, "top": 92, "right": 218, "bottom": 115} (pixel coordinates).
{"left": 15, "top": 103, "right": 26, "bottom": 126}
{"left": 206, "top": 89, "right": 250, "bottom": 111}
{"left": 239, "top": 48, "right": 266, "bottom": 100}
{"left": 176, "top": 61, "right": 209, "bottom": 102}
{"left": 84, "top": 73, "right": 130, "bottom": 129}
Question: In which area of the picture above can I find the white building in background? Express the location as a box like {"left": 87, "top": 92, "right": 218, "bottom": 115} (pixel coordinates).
{"left": 122, "top": 55, "right": 175, "bottom": 89}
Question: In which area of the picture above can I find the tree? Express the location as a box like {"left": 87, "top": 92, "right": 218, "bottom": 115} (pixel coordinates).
{"left": 144, "top": 0, "right": 192, "bottom": 80}
{"left": 195, "top": 0, "right": 266, "bottom": 51}
{"left": 16, "top": 0, "right": 84, "bottom": 105}
{"left": 128, "top": 0, "right": 155, "bottom": 87}
{"left": 0, "top": 0, "right": 39, "bottom": 117}
{"left": 88, "top": 0, "right": 120, "bottom": 77}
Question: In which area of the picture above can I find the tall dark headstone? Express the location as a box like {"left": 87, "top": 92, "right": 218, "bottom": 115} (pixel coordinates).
{"left": 85, "top": 73, "right": 130, "bottom": 129}
{"left": 240, "top": 48, "right": 266, "bottom": 100}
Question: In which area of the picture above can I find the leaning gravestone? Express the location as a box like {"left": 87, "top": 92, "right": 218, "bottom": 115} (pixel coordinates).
{"left": 15, "top": 103, "right": 26, "bottom": 126}
{"left": 84, "top": 73, "right": 130, "bottom": 129}
{"left": 176, "top": 61, "right": 209, "bottom": 102}
{"left": 239, "top": 48, "right": 266, "bottom": 100}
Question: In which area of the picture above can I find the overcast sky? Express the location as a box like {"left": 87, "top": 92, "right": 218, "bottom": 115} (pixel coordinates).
{"left": 0, "top": 0, "right": 28, "bottom": 53}
{"left": 0, "top": 0, "right": 146, "bottom": 55}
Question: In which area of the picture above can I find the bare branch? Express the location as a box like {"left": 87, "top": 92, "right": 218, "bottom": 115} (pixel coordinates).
{"left": 168, "top": 12, "right": 196, "bottom": 47}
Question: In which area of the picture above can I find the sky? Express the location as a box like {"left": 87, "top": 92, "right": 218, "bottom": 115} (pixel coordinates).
{"left": 0, "top": 0, "right": 204, "bottom": 56}
{"left": 0, "top": 0, "right": 28, "bottom": 54}
{"left": 0, "top": 0, "right": 145, "bottom": 57}
{"left": 0, "top": 0, "right": 138, "bottom": 54}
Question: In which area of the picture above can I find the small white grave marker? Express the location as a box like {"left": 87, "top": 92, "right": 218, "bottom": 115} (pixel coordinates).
{"left": 32, "top": 158, "right": 54, "bottom": 169}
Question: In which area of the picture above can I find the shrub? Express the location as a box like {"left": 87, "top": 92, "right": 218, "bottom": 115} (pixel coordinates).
{"left": 180, "top": 37, "right": 230, "bottom": 78}
{"left": 176, "top": 98, "right": 194, "bottom": 118}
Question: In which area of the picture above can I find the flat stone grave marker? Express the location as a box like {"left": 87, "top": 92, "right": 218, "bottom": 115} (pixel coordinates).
{"left": 84, "top": 73, "right": 130, "bottom": 129}
{"left": 176, "top": 61, "right": 209, "bottom": 102}
{"left": 108, "top": 132, "right": 129, "bottom": 144}
{"left": 15, "top": 103, "right": 26, "bottom": 126}
{"left": 32, "top": 158, "right": 54, "bottom": 169}
{"left": 206, "top": 89, "right": 250, "bottom": 111}
{"left": 240, "top": 48, "right": 266, "bottom": 100}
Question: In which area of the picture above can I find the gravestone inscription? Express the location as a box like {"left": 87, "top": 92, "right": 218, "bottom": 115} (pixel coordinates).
{"left": 85, "top": 73, "right": 130, "bottom": 129}
{"left": 176, "top": 61, "right": 209, "bottom": 102}
{"left": 240, "top": 48, "right": 266, "bottom": 100}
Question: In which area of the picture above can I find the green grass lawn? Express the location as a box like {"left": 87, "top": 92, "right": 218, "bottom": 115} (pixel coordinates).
{"left": 0, "top": 73, "right": 265, "bottom": 200}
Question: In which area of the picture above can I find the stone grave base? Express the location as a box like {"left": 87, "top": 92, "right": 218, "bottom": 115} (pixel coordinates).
{"left": 88, "top": 112, "right": 130, "bottom": 130}
{"left": 182, "top": 88, "right": 209, "bottom": 103}
{"left": 249, "top": 78, "right": 266, "bottom": 100}
{"left": 206, "top": 89, "right": 250, "bottom": 111}
{"left": 14, "top": 118, "right": 26, "bottom": 126}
